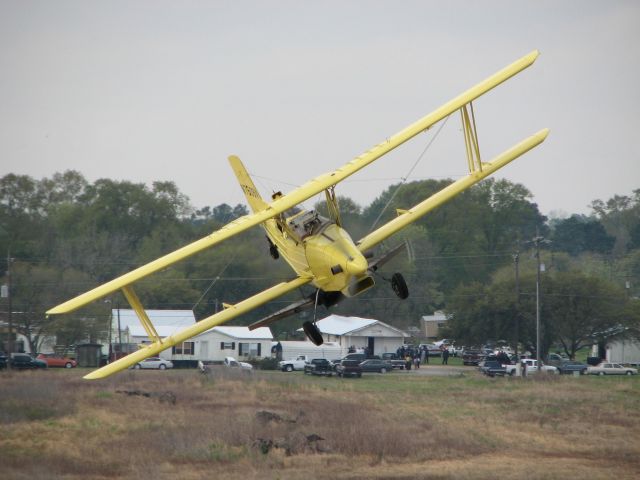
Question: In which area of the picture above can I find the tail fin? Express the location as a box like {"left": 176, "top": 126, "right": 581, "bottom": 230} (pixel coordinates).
{"left": 228, "top": 155, "right": 269, "bottom": 213}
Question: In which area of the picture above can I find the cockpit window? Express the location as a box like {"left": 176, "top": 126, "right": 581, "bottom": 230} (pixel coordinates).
{"left": 287, "top": 210, "right": 329, "bottom": 240}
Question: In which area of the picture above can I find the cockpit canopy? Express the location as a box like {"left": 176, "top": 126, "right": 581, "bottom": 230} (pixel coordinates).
{"left": 287, "top": 210, "right": 330, "bottom": 240}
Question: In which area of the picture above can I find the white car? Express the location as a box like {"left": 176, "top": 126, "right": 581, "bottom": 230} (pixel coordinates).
{"left": 224, "top": 356, "right": 253, "bottom": 370}
{"left": 132, "top": 357, "right": 173, "bottom": 370}
{"left": 506, "top": 359, "right": 558, "bottom": 375}
{"left": 587, "top": 363, "right": 638, "bottom": 376}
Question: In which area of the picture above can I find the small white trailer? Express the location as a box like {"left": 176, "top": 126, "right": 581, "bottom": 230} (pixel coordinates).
{"left": 274, "top": 341, "right": 344, "bottom": 362}
{"left": 606, "top": 339, "right": 640, "bottom": 367}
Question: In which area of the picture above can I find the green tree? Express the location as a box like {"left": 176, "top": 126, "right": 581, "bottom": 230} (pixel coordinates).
{"left": 545, "top": 272, "right": 631, "bottom": 359}
{"left": 4, "top": 262, "right": 107, "bottom": 353}
{"left": 444, "top": 270, "right": 636, "bottom": 359}
{"left": 591, "top": 189, "right": 640, "bottom": 255}
{"left": 551, "top": 214, "right": 614, "bottom": 256}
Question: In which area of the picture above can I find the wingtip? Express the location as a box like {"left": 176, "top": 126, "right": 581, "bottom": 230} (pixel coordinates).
{"left": 538, "top": 128, "right": 551, "bottom": 140}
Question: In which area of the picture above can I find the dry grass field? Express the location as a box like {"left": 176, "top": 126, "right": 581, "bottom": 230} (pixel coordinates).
{"left": 1, "top": 366, "right": 639, "bottom": 480}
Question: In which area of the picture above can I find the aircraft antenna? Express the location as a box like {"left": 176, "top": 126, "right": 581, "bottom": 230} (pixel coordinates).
{"left": 367, "top": 115, "right": 450, "bottom": 234}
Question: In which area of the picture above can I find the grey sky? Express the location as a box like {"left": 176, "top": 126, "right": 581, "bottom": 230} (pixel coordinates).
{"left": 1, "top": 0, "right": 638, "bottom": 217}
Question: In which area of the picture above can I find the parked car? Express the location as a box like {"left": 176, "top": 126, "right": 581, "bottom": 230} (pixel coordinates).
{"left": 342, "top": 353, "right": 367, "bottom": 363}
{"left": 555, "top": 360, "right": 588, "bottom": 375}
{"left": 224, "top": 356, "right": 252, "bottom": 371}
{"left": 132, "top": 357, "right": 173, "bottom": 370}
{"left": 336, "top": 359, "right": 362, "bottom": 378}
{"left": 587, "top": 362, "right": 638, "bottom": 376}
{"left": 0, "top": 352, "right": 7, "bottom": 369}
{"left": 419, "top": 343, "right": 443, "bottom": 357}
{"left": 506, "top": 359, "right": 558, "bottom": 375}
{"left": 37, "top": 353, "right": 77, "bottom": 368}
{"left": 9, "top": 353, "right": 48, "bottom": 369}
{"left": 304, "top": 358, "right": 334, "bottom": 376}
{"left": 480, "top": 360, "right": 507, "bottom": 377}
{"left": 462, "top": 349, "right": 485, "bottom": 366}
{"left": 381, "top": 353, "right": 406, "bottom": 369}
{"left": 359, "top": 358, "right": 393, "bottom": 373}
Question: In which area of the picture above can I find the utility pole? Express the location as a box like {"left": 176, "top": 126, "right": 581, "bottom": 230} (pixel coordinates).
{"left": 513, "top": 249, "right": 520, "bottom": 360}
{"left": 531, "top": 231, "right": 546, "bottom": 372}
{"left": 7, "top": 251, "right": 13, "bottom": 369}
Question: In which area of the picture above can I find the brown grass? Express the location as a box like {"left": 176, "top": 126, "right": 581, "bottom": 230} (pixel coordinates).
{"left": 1, "top": 367, "right": 639, "bottom": 479}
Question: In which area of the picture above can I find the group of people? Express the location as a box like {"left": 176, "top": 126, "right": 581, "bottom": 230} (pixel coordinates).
{"left": 396, "top": 344, "right": 452, "bottom": 369}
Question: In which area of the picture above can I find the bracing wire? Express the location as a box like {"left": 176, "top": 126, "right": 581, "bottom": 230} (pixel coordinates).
{"left": 191, "top": 255, "right": 236, "bottom": 311}
{"left": 368, "top": 116, "right": 451, "bottom": 233}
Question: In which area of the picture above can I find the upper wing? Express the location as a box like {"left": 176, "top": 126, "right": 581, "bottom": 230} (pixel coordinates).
{"left": 48, "top": 212, "right": 283, "bottom": 314}
{"left": 356, "top": 128, "right": 549, "bottom": 253}
{"left": 83, "top": 276, "right": 311, "bottom": 379}
{"left": 263, "top": 51, "right": 540, "bottom": 211}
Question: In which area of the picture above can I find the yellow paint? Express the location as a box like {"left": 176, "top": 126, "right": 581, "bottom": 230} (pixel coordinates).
{"left": 121, "top": 286, "right": 161, "bottom": 344}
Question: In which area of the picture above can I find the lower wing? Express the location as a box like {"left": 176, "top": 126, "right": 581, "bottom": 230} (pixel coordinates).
{"left": 84, "top": 276, "right": 311, "bottom": 379}
{"left": 356, "top": 129, "right": 549, "bottom": 252}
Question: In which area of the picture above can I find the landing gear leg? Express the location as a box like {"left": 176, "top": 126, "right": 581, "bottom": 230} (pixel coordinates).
{"left": 391, "top": 273, "right": 409, "bottom": 299}
{"left": 303, "top": 289, "right": 324, "bottom": 346}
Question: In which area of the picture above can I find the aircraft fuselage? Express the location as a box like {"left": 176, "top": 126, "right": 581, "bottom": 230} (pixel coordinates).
{"left": 263, "top": 209, "right": 373, "bottom": 296}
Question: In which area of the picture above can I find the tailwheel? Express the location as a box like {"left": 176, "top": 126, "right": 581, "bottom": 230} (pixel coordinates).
{"left": 303, "top": 321, "right": 324, "bottom": 346}
{"left": 391, "top": 273, "right": 409, "bottom": 299}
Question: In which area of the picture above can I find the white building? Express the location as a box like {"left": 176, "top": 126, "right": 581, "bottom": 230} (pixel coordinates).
{"left": 197, "top": 326, "right": 273, "bottom": 362}
{"left": 111, "top": 309, "right": 273, "bottom": 363}
{"left": 310, "top": 314, "right": 408, "bottom": 356}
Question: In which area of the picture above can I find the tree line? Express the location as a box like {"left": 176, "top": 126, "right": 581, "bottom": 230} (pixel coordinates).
{"left": 1, "top": 170, "right": 638, "bottom": 357}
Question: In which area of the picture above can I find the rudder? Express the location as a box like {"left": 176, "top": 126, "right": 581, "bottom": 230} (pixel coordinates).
{"left": 228, "top": 155, "right": 268, "bottom": 213}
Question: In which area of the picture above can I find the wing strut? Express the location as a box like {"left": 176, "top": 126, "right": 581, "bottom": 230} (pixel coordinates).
{"left": 121, "top": 286, "right": 162, "bottom": 345}
{"left": 461, "top": 102, "right": 483, "bottom": 174}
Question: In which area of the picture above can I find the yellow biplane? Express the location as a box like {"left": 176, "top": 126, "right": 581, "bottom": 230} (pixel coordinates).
{"left": 48, "top": 50, "right": 549, "bottom": 379}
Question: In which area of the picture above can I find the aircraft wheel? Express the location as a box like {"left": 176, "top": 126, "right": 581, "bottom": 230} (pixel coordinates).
{"left": 391, "top": 273, "right": 409, "bottom": 299}
{"left": 303, "top": 321, "right": 324, "bottom": 346}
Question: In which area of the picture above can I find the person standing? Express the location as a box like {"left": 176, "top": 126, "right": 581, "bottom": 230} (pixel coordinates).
{"left": 442, "top": 347, "right": 450, "bottom": 365}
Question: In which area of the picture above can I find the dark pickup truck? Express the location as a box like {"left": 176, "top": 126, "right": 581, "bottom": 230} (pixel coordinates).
{"left": 381, "top": 353, "right": 406, "bottom": 370}
{"left": 336, "top": 359, "right": 362, "bottom": 378}
{"left": 480, "top": 360, "right": 507, "bottom": 377}
{"left": 304, "top": 358, "right": 334, "bottom": 376}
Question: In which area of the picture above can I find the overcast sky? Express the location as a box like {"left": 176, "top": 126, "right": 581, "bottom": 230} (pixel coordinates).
{"left": 1, "top": 0, "right": 638, "bottom": 218}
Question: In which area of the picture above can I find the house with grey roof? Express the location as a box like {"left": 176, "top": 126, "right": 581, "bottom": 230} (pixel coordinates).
{"left": 308, "top": 314, "right": 408, "bottom": 357}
